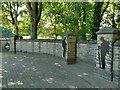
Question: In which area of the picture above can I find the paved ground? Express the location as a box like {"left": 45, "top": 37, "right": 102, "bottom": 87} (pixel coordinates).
{"left": 1, "top": 52, "right": 118, "bottom": 88}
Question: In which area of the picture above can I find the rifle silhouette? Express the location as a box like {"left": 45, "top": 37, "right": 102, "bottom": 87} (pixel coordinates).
{"left": 111, "top": 39, "right": 118, "bottom": 81}
{"left": 98, "top": 46, "right": 101, "bottom": 68}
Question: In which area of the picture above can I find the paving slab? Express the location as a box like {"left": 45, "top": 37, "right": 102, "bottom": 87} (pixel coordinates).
{"left": 1, "top": 52, "right": 118, "bottom": 88}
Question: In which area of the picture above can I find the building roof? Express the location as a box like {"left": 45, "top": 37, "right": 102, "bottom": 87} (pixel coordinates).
{"left": 61, "top": 32, "right": 75, "bottom": 36}
{"left": 114, "top": 40, "right": 120, "bottom": 46}
{"left": 96, "top": 27, "right": 120, "bottom": 34}
{"left": 0, "top": 26, "right": 13, "bottom": 38}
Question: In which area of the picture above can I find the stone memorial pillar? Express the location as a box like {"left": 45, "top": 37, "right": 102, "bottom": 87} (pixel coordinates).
{"left": 66, "top": 33, "right": 77, "bottom": 64}
{"left": 96, "top": 27, "right": 120, "bottom": 81}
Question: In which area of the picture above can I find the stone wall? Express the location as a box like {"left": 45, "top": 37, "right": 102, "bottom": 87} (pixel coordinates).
{"left": 77, "top": 43, "right": 97, "bottom": 65}
{"left": 14, "top": 39, "right": 63, "bottom": 58}
{"left": 12, "top": 39, "right": 97, "bottom": 65}
{"left": 96, "top": 27, "right": 120, "bottom": 82}
{"left": 114, "top": 40, "right": 120, "bottom": 82}
{"left": 10, "top": 39, "right": 120, "bottom": 82}
{"left": 0, "top": 39, "right": 10, "bottom": 52}
{"left": 95, "top": 38, "right": 120, "bottom": 82}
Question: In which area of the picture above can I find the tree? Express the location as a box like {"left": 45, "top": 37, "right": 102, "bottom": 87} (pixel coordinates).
{"left": 45, "top": 2, "right": 65, "bottom": 39}
{"left": 116, "top": 3, "right": 120, "bottom": 29}
{"left": 81, "top": 2, "right": 86, "bottom": 39}
{"left": 1, "top": 2, "right": 118, "bottom": 40}
{"left": 91, "top": 1, "right": 110, "bottom": 39}
{"left": 100, "top": 2, "right": 120, "bottom": 30}
{"left": 41, "top": 2, "right": 92, "bottom": 40}
{"left": 9, "top": 2, "right": 19, "bottom": 35}
{"left": 110, "top": 2, "right": 120, "bottom": 29}
{"left": 26, "top": 1, "right": 42, "bottom": 39}
{"left": 1, "top": 2, "right": 24, "bottom": 35}
{"left": 73, "top": 2, "right": 81, "bottom": 39}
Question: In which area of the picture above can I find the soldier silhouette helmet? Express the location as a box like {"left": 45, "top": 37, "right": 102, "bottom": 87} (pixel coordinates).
{"left": 100, "top": 37, "right": 104, "bottom": 41}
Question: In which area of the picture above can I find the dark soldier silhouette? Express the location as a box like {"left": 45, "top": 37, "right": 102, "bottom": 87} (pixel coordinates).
{"left": 98, "top": 37, "right": 109, "bottom": 69}
{"left": 4, "top": 41, "right": 10, "bottom": 51}
{"left": 62, "top": 37, "right": 67, "bottom": 57}
{"left": 20, "top": 36, "right": 23, "bottom": 40}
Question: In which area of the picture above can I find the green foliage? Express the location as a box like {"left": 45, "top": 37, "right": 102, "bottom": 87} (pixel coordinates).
{"left": 101, "top": 2, "right": 120, "bottom": 29}
{"left": 1, "top": 2, "right": 120, "bottom": 40}
{"left": 1, "top": 2, "right": 30, "bottom": 36}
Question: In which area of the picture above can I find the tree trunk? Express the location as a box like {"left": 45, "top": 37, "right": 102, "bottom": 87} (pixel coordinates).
{"left": 15, "top": 25, "right": 19, "bottom": 35}
{"left": 26, "top": 2, "right": 42, "bottom": 39}
{"left": 30, "top": 17, "right": 38, "bottom": 39}
{"left": 91, "top": 2, "right": 103, "bottom": 40}
{"left": 91, "top": 2, "right": 109, "bottom": 40}
{"left": 112, "top": 3, "right": 116, "bottom": 28}
{"left": 54, "top": 15, "right": 57, "bottom": 39}
{"left": 54, "top": 25, "right": 57, "bottom": 39}
{"left": 74, "top": 20, "right": 79, "bottom": 38}
{"left": 74, "top": 2, "right": 80, "bottom": 39}
{"left": 82, "top": 2, "right": 86, "bottom": 40}
{"left": 9, "top": 2, "right": 19, "bottom": 35}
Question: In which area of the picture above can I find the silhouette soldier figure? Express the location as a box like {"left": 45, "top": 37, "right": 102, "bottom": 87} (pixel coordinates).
{"left": 99, "top": 37, "right": 109, "bottom": 69}
{"left": 62, "top": 37, "right": 67, "bottom": 57}
{"left": 4, "top": 41, "right": 10, "bottom": 51}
